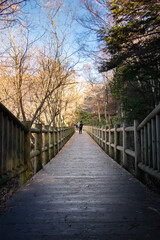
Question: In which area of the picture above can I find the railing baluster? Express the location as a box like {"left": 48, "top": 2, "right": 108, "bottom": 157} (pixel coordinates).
{"left": 49, "top": 126, "right": 54, "bottom": 159}
{"left": 134, "top": 120, "right": 141, "bottom": 178}
{"left": 151, "top": 118, "right": 157, "bottom": 170}
{"left": 54, "top": 128, "right": 58, "bottom": 155}
{"left": 44, "top": 125, "right": 49, "bottom": 165}
{"left": 156, "top": 115, "right": 160, "bottom": 171}
{"left": 123, "top": 122, "right": 128, "bottom": 169}
{"left": 23, "top": 121, "right": 31, "bottom": 182}
{"left": 21, "top": 129, "right": 24, "bottom": 167}
{"left": 0, "top": 102, "right": 75, "bottom": 186}
{"left": 114, "top": 125, "right": 117, "bottom": 162}
{"left": 17, "top": 126, "right": 21, "bottom": 167}
{"left": 147, "top": 122, "right": 152, "bottom": 168}
{"left": 140, "top": 129, "right": 144, "bottom": 164}
{"left": 144, "top": 126, "right": 148, "bottom": 166}
{"left": 8, "top": 119, "right": 13, "bottom": 171}
{"left": 109, "top": 126, "right": 111, "bottom": 157}
{"left": 35, "top": 124, "right": 42, "bottom": 173}
{"left": 0, "top": 111, "right": 4, "bottom": 176}
{"left": 4, "top": 115, "right": 8, "bottom": 174}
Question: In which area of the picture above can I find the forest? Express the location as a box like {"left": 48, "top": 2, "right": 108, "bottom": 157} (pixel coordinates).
{"left": 0, "top": 0, "right": 160, "bottom": 127}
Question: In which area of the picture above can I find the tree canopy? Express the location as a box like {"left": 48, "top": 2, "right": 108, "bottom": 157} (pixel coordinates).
{"left": 97, "top": 0, "right": 160, "bottom": 121}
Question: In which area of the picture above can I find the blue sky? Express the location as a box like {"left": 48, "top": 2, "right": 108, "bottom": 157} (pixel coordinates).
{"left": 22, "top": 0, "right": 104, "bottom": 83}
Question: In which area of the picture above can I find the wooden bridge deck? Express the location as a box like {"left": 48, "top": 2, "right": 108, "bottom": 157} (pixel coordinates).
{"left": 1, "top": 132, "right": 160, "bottom": 240}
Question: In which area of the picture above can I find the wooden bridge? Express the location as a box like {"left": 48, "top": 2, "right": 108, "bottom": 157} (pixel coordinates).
{"left": 1, "top": 103, "right": 160, "bottom": 239}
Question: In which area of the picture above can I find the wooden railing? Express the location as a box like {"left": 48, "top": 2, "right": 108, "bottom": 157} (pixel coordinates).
{"left": 85, "top": 103, "right": 160, "bottom": 181}
{"left": 0, "top": 103, "right": 75, "bottom": 185}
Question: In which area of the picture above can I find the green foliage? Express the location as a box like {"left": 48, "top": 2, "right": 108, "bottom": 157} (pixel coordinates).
{"left": 110, "top": 59, "right": 159, "bottom": 122}
{"left": 99, "top": 0, "right": 160, "bottom": 121}
{"left": 100, "top": 0, "right": 160, "bottom": 71}
{"left": 75, "top": 107, "right": 105, "bottom": 126}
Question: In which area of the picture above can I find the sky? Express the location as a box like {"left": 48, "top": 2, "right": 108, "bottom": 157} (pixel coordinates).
{"left": 21, "top": 0, "right": 104, "bottom": 83}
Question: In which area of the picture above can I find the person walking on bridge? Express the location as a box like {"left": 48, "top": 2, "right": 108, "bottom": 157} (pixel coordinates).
{"left": 79, "top": 120, "right": 83, "bottom": 134}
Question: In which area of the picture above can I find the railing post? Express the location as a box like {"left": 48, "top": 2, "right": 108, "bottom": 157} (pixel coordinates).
{"left": 100, "top": 127, "right": 102, "bottom": 148}
{"left": 134, "top": 120, "right": 141, "bottom": 178}
{"left": 0, "top": 111, "right": 4, "bottom": 176}
{"left": 123, "top": 122, "right": 128, "bottom": 169}
{"left": 8, "top": 119, "right": 14, "bottom": 172}
{"left": 147, "top": 121, "right": 152, "bottom": 168}
{"left": 49, "top": 126, "right": 54, "bottom": 160}
{"left": 102, "top": 127, "right": 105, "bottom": 150}
{"left": 22, "top": 121, "right": 31, "bottom": 183}
{"left": 105, "top": 126, "right": 107, "bottom": 154}
{"left": 3, "top": 115, "right": 8, "bottom": 174}
{"left": 58, "top": 128, "right": 61, "bottom": 150}
{"left": 151, "top": 118, "right": 157, "bottom": 170}
{"left": 17, "top": 126, "right": 21, "bottom": 168}
{"left": 54, "top": 127, "right": 58, "bottom": 155}
{"left": 63, "top": 127, "right": 65, "bottom": 147}
{"left": 44, "top": 125, "right": 49, "bottom": 165}
{"left": 114, "top": 125, "right": 117, "bottom": 162}
{"left": 57, "top": 128, "right": 60, "bottom": 152}
{"left": 35, "top": 124, "right": 42, "bottom": 173}
{"left": 156, "top": 115, "right": 160, "bottom": 171}
{"left": 109, "top": 126, "right": 111, "bottom": 156}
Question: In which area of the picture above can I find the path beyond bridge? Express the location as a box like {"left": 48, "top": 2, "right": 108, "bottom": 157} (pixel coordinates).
{"left": 0, "top": 132, "right": 160, "bottom": 240}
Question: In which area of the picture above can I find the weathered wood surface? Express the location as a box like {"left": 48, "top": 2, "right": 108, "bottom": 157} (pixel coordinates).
{"left": 0, "top": 132, "right": 160, "bottom": 240}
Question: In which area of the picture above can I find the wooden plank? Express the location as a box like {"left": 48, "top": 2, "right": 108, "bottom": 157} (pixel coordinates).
{"left": 1, "top": 133, "right": 160, "bottom": 239}
{"left": 125, "top": 149, "right": 135, "bottom": 158}
{"left": 31, "top": 127, "right": 41, "bottom": 133}
{"left": 30, "top": 150, "right": 41, "bottom": 159}
{"left": 125, "top": 126, "right": 134, "bottom": 132}
{"left": 117, "top": 145, "right": 123, "bottom": 151}
{"left": 117, "top": 127, "right": 123, "bottom": 132}
{"left": 110, "top": 128, "right": 115, "bottom": 132}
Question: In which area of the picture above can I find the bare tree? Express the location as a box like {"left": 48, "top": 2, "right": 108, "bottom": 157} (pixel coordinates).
{"left": 76, "top": 0, "right": 112, "bottom": 63}
{"left": 0, "top": 0, "right": 28, "bottom": 27}
{"left": 0, "top": 1, "right": 81, "bottom": 126}
{"left": 0, "top": 22, "right": 35, "bottom": 120}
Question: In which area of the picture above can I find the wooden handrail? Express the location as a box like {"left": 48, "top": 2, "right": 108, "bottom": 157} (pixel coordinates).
{"left": 0, "top": 102, "right": 27, "bottom": 132}
{"left": 137, "top": 103, "right": 160, "bottom": 131}
{"left": 85, "top": 110, "right": 160, "bottom": 182}
{"left": 0, "top": 103, "right": 75, "bottom": 186}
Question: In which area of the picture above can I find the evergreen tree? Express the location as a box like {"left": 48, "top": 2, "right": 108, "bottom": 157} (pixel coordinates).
{"left": 99, "top": 0, "right": 160, "bottom": 120}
